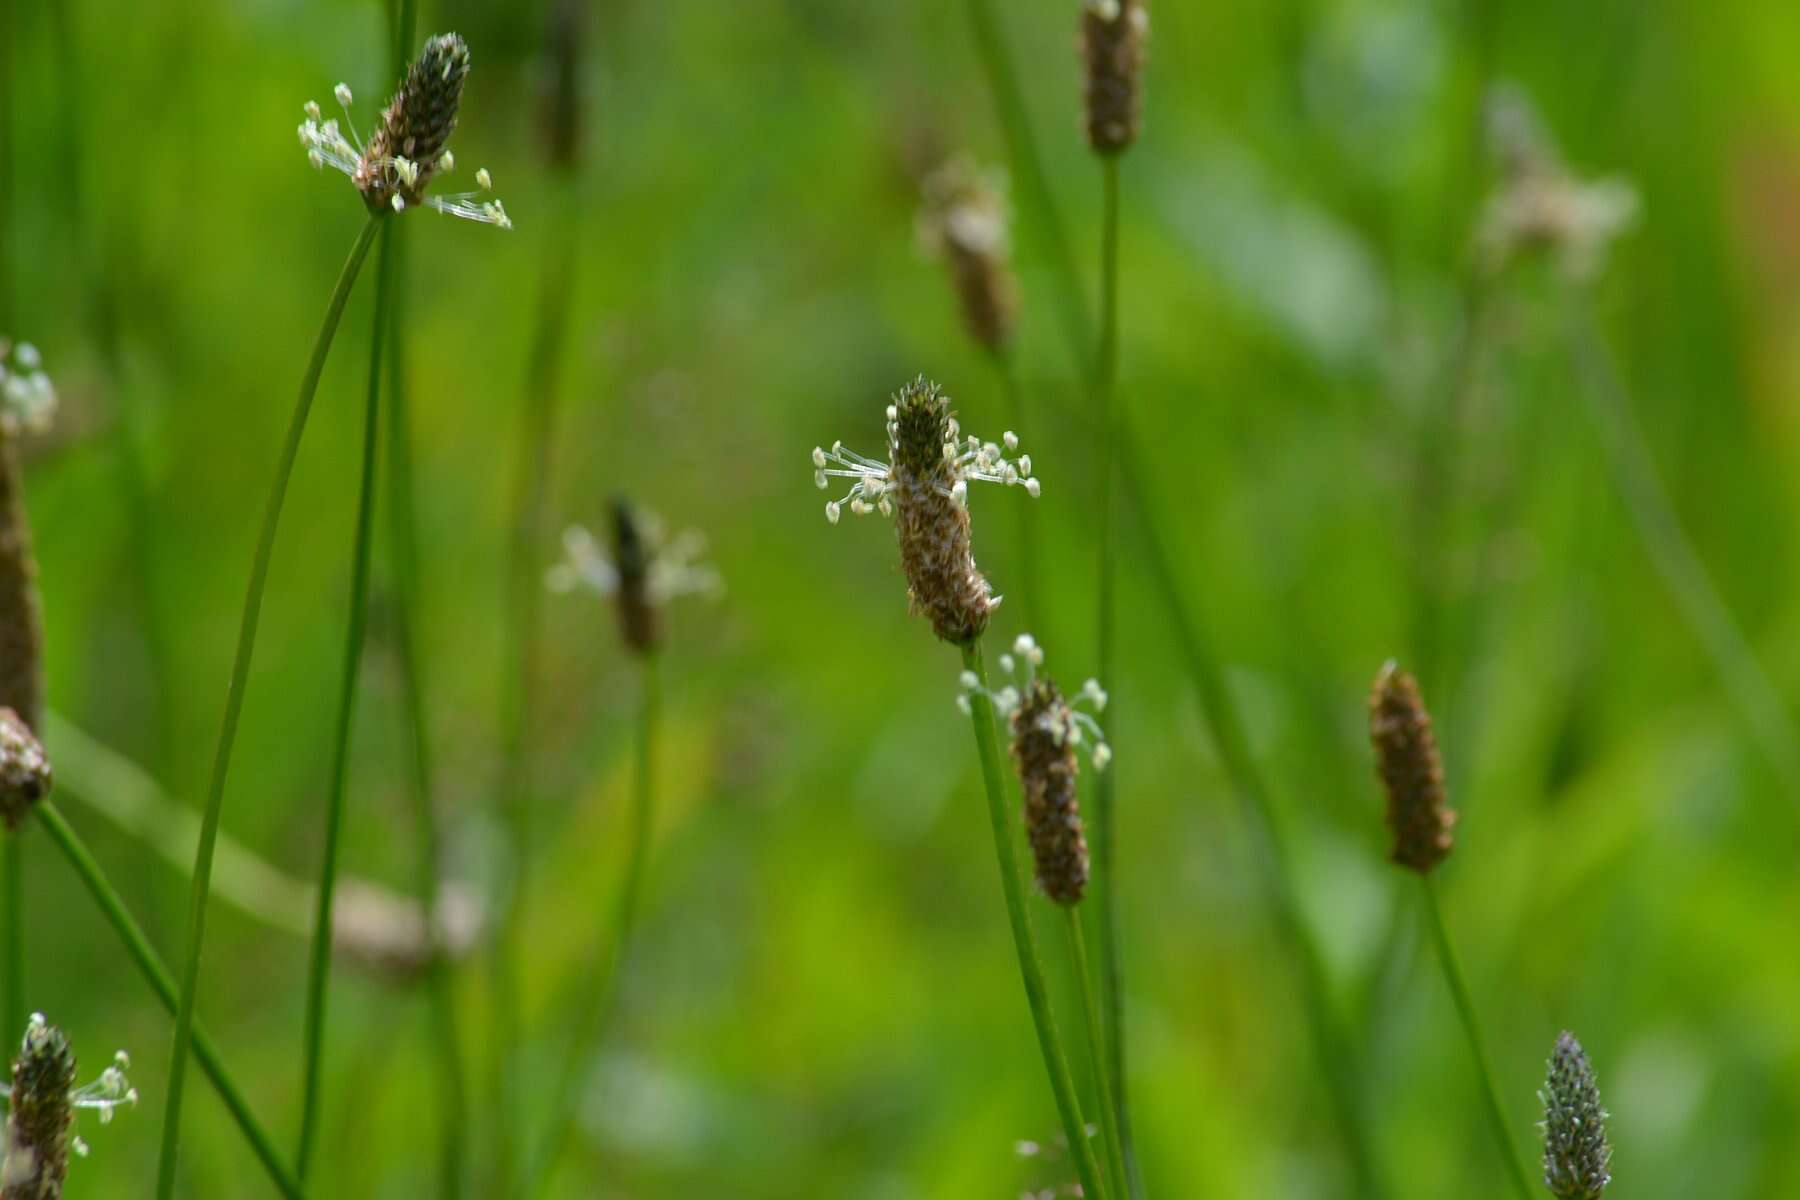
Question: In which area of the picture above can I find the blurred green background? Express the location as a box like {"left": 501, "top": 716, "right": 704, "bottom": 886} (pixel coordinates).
{"left": 5, "top": 0, "right": 1800, "bottom": 1195}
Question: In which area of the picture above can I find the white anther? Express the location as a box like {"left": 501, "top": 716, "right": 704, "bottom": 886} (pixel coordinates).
{"left": 825, "top": 501, "right": 842, "bottom": 524}
{"left": 334, "top": 83, "right": 353, "bottom": 107}
{"left": 476, "top": 167, "right": 493, "bottom": 190}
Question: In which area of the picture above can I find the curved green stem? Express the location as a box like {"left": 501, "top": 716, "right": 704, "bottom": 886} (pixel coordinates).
{"left": 1420, "top": 875, "right": 1533, "bottom": 1200}
{"left": 1567, "top": 296, "right": 1800, "bottom": 801}
{"left": 1067, "top": 907, "right": 1129, "bottom": 1200}
{"left": 155, "top": 214, "right": 381, "bottom": 1200}
{"left": 518, "top": 653, "right": 660, "bottom": 1199}
{"left": 37, "top": 802, "right": 304, "bottom": 1199}
{"left": 960, "top": 640, "right": 1108, "bottom": 1200}
{"left": 295, "top": 219, "right": 390, "bottom": 1180}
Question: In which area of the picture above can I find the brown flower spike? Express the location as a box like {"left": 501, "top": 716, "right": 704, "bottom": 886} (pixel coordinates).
{"left": 1369, "top": 661, "right": 1456, "bottom": 872}
{"left": 917, "top": 158, "right": 1019, "bottom": 354}
{"left": 963, "top": 636, "right": 1110, "bottom": 904}
{"left": 1082, "top": 0, "right": 1148, "bottom": 156}
{"left": 814, "top": 378, "right": 1038, "bottom": 645}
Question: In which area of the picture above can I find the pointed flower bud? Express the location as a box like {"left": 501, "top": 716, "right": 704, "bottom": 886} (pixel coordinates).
{"left": 917, "top": 157, "right": 1019, "bottom": 353}
{"left": 1368, "top": 661, "right": 1455, "bottom": 873}
{"left": 814, "top": 377, "right": 1038, "bottom": 644}
{"left": 1, "top": 1014, "right": 136, "bottom": 1199}
{"left": 297, "top": 33, "right": 512, "bottom": 228}
{"left": 1540, "top": 1031, "right": 1612, "bottom": 1199}
{"left": 0, "top": 710, "right": 50, "bottom": 832}
{"left": 961, "top": 636, "right": 1110, "bottom": 904}
{"left": 1081, "top": 0, "right": 1148, "bottom": 157}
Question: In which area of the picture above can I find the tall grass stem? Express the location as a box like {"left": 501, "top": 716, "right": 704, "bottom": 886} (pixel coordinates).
{"left": 155, "top": 213, "right": 381, "bottom": 1200}
{"left": 1090, "top": 156, "right": 1140, "bottom": 1198}
{"left": 37, "top": 802, "right": 305, "bottom": 1199}
{"left": 518, "top": 653, "right": 660, "bottom": 1200}
{"left": 1420, "top": 875, "right": 1533, "bottom": 1199}
{"left": 1066, "top": 906, "right": 1130, "bottom": 1200}
{"left": 960, "top": 640, "right": 1109, "bottom": 1200}
{"left": 295, "top": 219, "right": 391, "bottom": 1180}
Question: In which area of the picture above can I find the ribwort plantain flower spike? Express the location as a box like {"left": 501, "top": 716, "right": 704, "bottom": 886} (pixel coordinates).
{"left": 547, "top": 501, "right": 720, "bottom": 657}
{"left": 1081, "top": 0, "right": 1148, "bottom": 157}
{"left": 917, "top": 157, "right": 1019, "bottom": 353}
{"left": 813, "top": 376, "right": 1038, "bottom": 644}
{"left": 1477, "top": 86, "right": 1636, "bottom": 280}
{"left": 1369, "top": 661, "right": 1456, "bottom": 873}
{"left": 297, "top": 33, "right": 513, "bottom": 228}
{"left": 0, "top": 711, "right": 50, "bottom": 833}
{"left": 960, "top": 635, "right": 1110, "bottom": 904}
{"left": 1540, "top": 1031, "right": 1612, "bottom": 1199}
{"left": 0, "top": 1014, "right": 136, "bottom": 1199}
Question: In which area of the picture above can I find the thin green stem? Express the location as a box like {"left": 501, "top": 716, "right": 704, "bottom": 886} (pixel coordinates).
{"left": 379, "top": 217, "right": 469, "bottom": 1200}
{"left": 1566, "top": 297, "right": 1800, "bottom": 801}
{"left": 1420, "top": 875, "right": 1533, "bottom": 1200}
{"left": 155, "top": 214, "right": 381, "bottom": 1200}
{"left": 36, "top": 802, "right": 305, "bottom": 1199}
{"left": 518, "top": 653, "right": 660, "bottom": 1200}
{"left": 1091, "top": 155, "right": 1140, "bottom": 1199}
{"left": 1066, "top": 907, "right": 1129, "bottom": 1200}
{"left": 493, "top": 182, "right": 579, "bottom": 1187}
{"left": 960, "top": 640, "right": 1108, "bottom": 1200}
{"left": 296, "top": 220, "right": 390, "bottom": 1180}
{"left": 2, "top": 836, "right": 20, "bottom": 1040}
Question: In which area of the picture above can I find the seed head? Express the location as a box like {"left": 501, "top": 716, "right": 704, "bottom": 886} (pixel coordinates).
{"left": 1, "top": 1014, "right": 135, "bottom": 1199}
{"left": 961, "top": 636, "right": 1110, "bottom": 904}
{"left": 0, "top": 710, "right": 50, "bottom": 832}
{"left": 814, "top": 378, "right": 1038, "bottom": 645}
{"left": 1368, "top": 661, "right": 1455, "bottom": 873}
{"left": 917, "top": 157, "right": 1019, "bottom": 353}
{"left": 1540, "top": 1031, "right": 1612, "bottom": 1199}
{"left": 297, "top": 34, "right": 512, "bottom": 228}
{"left": 547, "top": 504, "right": 720, "bottom": 656}
{"left": 1081, "top": 0, "right": 1148, "bottom": 157}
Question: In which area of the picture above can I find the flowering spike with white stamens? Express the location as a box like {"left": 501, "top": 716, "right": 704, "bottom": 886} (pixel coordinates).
{"left": 812, "top": 375, "right": 1039, "bottom": 644}
{"left": 297, "top": 33, "right": 512, "bottom": 230}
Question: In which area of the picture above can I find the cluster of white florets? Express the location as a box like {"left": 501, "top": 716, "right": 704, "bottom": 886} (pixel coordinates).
{"left": 812, "top": 416, "right": 1038, "bottom": 526}
{"left": 545, "top": 521, "right": 720, "bottom": 605}
{"left": 957, "top": 633, "right": 1112, "bottom": 770}
{"left": 297, "top": 84, "right": 511, "bottom": 228}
